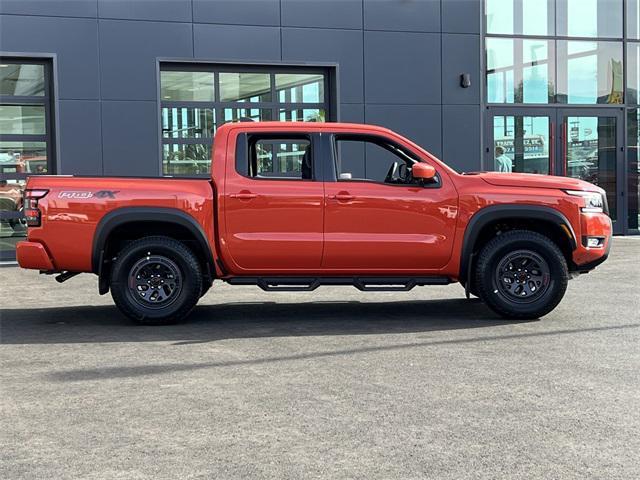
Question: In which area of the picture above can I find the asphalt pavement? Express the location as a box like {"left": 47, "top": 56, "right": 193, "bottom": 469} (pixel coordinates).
{"left": 1, "top": 237, "right": 639, "bottom": 479}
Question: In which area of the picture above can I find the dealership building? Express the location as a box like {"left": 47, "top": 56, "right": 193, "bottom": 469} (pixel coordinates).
{"left": 1, "top": 0, "right": 639, "bottom": 259}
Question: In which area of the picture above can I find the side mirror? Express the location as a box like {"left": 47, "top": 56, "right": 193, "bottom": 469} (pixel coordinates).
{"left": 412, "top": 163, "right": 437, "bottom": 181}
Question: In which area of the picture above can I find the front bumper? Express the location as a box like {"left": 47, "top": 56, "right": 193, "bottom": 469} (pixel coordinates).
{"left": 16, "top": 241, "right": 55, "bottom": 271}
{"left": 571, "top": 212, "right": 612, "bottom": 271}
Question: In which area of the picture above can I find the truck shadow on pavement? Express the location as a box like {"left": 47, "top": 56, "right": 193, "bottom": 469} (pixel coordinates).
{"left": 1, "top": 297, "right": 521, "bottom": 346}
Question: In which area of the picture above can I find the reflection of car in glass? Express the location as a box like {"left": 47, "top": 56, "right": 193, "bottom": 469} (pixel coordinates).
{"left": 0, "top": 180, "right": 25, "bottom": 230}
{"left": 17, "top": 122, "right": 612, "bottom": 325}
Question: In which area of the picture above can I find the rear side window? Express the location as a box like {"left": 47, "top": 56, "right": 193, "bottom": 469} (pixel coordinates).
{"left": 236, "top": 135, "right": 313, "bottom": 180}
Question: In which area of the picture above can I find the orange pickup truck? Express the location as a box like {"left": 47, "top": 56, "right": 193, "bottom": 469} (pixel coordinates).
{"left": 17, "top": 122, "right": 612, "bottom": 324}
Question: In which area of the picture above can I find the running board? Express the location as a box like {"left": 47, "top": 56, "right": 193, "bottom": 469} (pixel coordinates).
{"left": 226, "top": 276, "right": 451, "bottom": 292}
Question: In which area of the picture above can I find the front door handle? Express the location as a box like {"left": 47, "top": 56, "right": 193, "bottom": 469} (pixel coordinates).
{"left": 230, "top": 191, "right": 258, "bottom": 200}
{"left": 329, "top": 193, "right": 355, "bottom": 201}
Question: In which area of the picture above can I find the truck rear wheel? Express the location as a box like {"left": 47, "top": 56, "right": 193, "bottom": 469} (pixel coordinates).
{"left": 475, "top": 230, "right": 568, "bottom": 319}
{"left": 110, "top": 236, "right": 202, "bottom": 325}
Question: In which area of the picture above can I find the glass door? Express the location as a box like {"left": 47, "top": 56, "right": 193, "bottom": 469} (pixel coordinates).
{"left": 557, "top": 109, "right": 623, "bottom": 233}
{"left": 486, "top": 108, "right": 555, "bottom": 175}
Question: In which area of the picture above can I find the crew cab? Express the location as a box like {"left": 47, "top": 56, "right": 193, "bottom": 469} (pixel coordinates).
{"left": 17, "top": 122, "right": 612, "bottom": 324}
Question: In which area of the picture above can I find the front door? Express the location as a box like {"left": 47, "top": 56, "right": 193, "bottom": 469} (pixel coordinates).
{"left": 322, "top": 134, "right": 458, "bottom": 272}
{"left": 486, "top": 108, "right": 624, "bottom": 234}
{"left": 223, "top": 133, "right": 324, "bottom": 272}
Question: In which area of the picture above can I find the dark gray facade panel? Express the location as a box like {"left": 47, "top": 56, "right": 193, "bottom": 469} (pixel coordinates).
{"left": 0, "top": 0, "right": 97, "bottom": 18}
{"left": 365, "top": 104, "right": 442, "bottom": 158}
{"left": 101, "top": 101, "right": 160, "bottom": 176}
{"left": 98, "top": 0, "right": 192, "bottom": 23}
{"left": 192, "top": 0, "right": 280, "bottom": 26}
{"left": 441, "top": 34, "right": 480, "bottom": 105}
{"left": 363, "top": 0, "right": 440, "bottom": 32}
{"left": 58, "top": 100, "right": 103, "bottom": 176}
{"left": 194, "top": 24, "right": 281, "bottom": 61}
{"left": 281, "top": 0, "right": 362, "bottom": 30}
{"left": 99, "top": 20, "right": 193, "bottom": 101}
{"left": 0, "top": 15, "right": 99, "bottom": 100}
{"left": 364, "top": 31, "right": 441, "bottom": 105}
{"left": 442, "top": 0, "right": 481, "bottom": 34}
{"left": 282, "top": 28, "right": 364, "bottom": 103}
{"left": 339, "top": 104, "right": 365, "bottom": 123}
{"left": 442, "top": 104, "right": 480, "bottom": 172}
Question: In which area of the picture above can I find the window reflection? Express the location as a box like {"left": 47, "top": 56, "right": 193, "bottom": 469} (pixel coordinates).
{"left": 486, "top": 38, "right": 554, "bottom": 104}
{"left": 627, "top": 109, "right": 640, "bottom": 229}
{"left": 279, "top": 108, "right": 325, "bottom": 122}
{"left": 557, "top": 0, "right": 622, "bottom": 38}
{"left": 0, "top": 63, "right": 45, "bottom": 96}
{"left": 0, "top": 105, "right": 46, "bottom": 135}
{"left": 485, "top": 0, "right": 552, "bottom": 36}
{"left": 557, "top": 41, "right": 623, "bottom": 104}
{"left": 161, "top": 107, "right": 215, "bottom": 139}
{"left": 0, "top": 142, "right": 47, "bottom": 174}
{"left": 627, "top": 43, "right": 640, "bottom": 104}
{"left": 276, "top": 74, "right": 324, "bottom": 103}
{"left": 628, "top": 0, "right": 640, "bottom": 39}
{"left": 162, "top": 144, "right": 211, "bottom": 176}
{"left": 160, "top": 71, "right": 214, "bottom": 102}
{"left": 492, "top": 116, "right": 550, "bottom": 174}
{"left": 219, "top": 73, "right": 271, "bottom": 102}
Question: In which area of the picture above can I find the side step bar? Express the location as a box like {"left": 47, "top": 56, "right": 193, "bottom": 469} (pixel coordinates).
{"left": 226, "top": 276, "right": 452, "bottom": 292}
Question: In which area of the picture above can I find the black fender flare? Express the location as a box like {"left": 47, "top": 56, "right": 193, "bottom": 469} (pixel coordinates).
{"left": 459, "top": 204, "right": 577, "bottom": 281}
{"left": 92, "top": 207, "right": 215, "bottom": 276}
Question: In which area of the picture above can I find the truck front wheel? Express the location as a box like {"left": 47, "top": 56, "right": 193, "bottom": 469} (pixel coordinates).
{"left": 110, "top": 236, "right": 202, "bottom": 325}
{"left": 475, "top": 230, "right": 568, "bottom": 319}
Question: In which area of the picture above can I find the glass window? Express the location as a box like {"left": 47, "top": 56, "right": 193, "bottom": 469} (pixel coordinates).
{"left": 160, "top": 71, "right": 214, "bottom": 102}
{"left": 627, "top": 43, "right": 640, "bottom": 104}
{"left": 161, "top": 107, "right": 215, "bottom": 139}
{"left": 557, "top": 41, "right": 623, "bottom": 104}
{"left": 248, "top": 139, "right": 312, "bottom": 179}
{"left": 485, "top": 0, "right": 553, "bottom": 36}
{"left": 0, "top": 142, "right": 48, "bottom": 174}
{"left": 0, "top": 105, "right": 46, "bottom": 135}
{"left": 222, "top": 107, "right": 272, "bottom": 124}
{"left": 486, "top": 38, "right": 554, "bottom": 104}
{"left": 627, "top": 109, "right": 640, "bottom": 230}
{"left": 279, "top": 108, "right": 325, "bottom": 122}
{"left": 276, "top": 73, "right": 324, "bottom": 103}
{"left": 162, "top": 144, "right": 211, "bottom": 176}
{"left": 219, "top": 73, "right": 271, "bottom": 102}
{"left": 0, "top": 178, "right": 27, "bottom": 258}
{"left": 334, "top": 137, "right": 426, "bottom": 185}
{"left": 628, "top": 0, "right": 640, "bottom": 39}
{"left": 492, "top": 116, "right": 551, "bottom": 174}
{"left": 0, "top": 63, "right": 45, "bottom": 96}
{"left": 557, "top": 0, "right": 622, "bottom": 38}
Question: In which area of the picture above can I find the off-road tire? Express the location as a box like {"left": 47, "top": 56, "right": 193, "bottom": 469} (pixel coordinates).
{"left": 475, "top": 230, "right": 568, "bottom": 319}
{"left": 110, "top": 236, "right": 202, "bottom": 325}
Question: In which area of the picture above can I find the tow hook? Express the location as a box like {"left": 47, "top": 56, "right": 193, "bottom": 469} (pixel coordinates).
{"left": 55, "top": 271, "right": 81, "bottom": 283}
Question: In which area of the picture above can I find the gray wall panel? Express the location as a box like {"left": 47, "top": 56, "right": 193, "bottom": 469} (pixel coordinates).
{"left": 365, "top": 104, "right": 442, "bottom": 157}
{"left": 364, "top": 31, "right": 441, "bottom": 104}
{"left": 339, "top": 104, "right": 365, "bottom": 123}
{"left": 99, "top": 20, "right": 193, "bottom": 101}
{"left": 442, "top": 105, "right": 480, "bottom": 172}
{"left": 363, "top": 0, "right": 440, "bottom": 32}
{"left": 282, "top": 28, "right": 363, "bottom": 103}
{"left": 442, "top": 34, "right": 480, "bottom": 104}
{"left": 193, "top": 0, "right": 280, "bottom": 26}
{"left": 0, "top": 0, "right": 97, "bottom": 17}
{"left": 98, "top": 0, "right": 192, "bottom": 23}
{"left": 58, "top": 100, "right": 103, "bottom": 175}
{"left": 102, "top": 101, "right": 160, "bottom": 176}
{"left": 282, "top": 0, "right": 362, "bottom": 29}
{"left": 194, "top": 24, "right": 281, "bottom": 61}
{"left": 442, "top": 0, "right": 481, "bottom": 34}
{"left": 0, "top": 15, "right": 99, "bottom": 100}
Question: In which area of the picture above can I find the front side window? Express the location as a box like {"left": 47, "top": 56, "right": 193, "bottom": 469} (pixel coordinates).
{"left": 334, "top": 136, "right": 432, "bottom": 186}
{"left": 160, "top": 65, "right": 330, "bottom": 176}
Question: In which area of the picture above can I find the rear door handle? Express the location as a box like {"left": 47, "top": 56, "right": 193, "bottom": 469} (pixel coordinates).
{"left": 329, "top": 193, "right": 355, "bottom": 201}
{"left": 230, "top": 191, "right": 258, "bottom": 200}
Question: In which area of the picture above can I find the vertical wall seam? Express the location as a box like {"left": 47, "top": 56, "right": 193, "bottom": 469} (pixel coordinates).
{"left": 440, "top": 0, "right": 444, "bottom": 160}
{"left": 191, "top": 0, "right": 195, "bottom": 57}
{"left": 96, "top": 1, "right": 105, "bottom": 175}
{"left": 279, "top": 0, "right": 283, "bottom": 61}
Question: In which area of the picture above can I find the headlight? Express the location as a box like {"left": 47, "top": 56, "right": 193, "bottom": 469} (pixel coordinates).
{"left": 565, "top": 190, "right": 604, "bottom": 213}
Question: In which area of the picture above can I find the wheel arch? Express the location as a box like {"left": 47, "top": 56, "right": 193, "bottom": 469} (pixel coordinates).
{"left": 92, "top": 207, "right": 215, "bottom": 294}
{"left": 459, "top": 204, "right": 577, "bottom": 282}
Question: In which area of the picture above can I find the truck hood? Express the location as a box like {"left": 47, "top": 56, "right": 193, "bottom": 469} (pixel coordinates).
{"left": 470, "top": 172, "right": 603, "bottom": 192}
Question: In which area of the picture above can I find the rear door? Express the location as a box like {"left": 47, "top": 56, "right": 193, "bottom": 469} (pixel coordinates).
{"left": 222, "top": 132, "right": 324, "bottom": 272}
{"left": 322, "top": 134, "right": 459, "bottom": 271}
